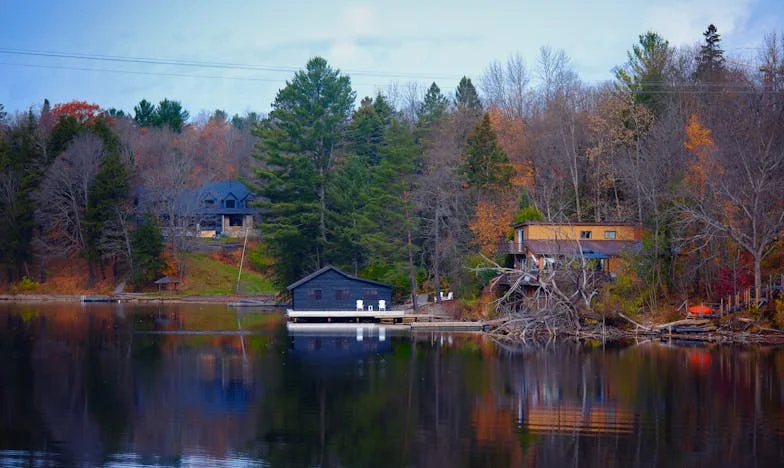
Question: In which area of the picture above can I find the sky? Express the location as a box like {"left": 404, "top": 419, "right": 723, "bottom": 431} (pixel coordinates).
{"left": 1, "top": 0, "right": 782, "bottom": 119}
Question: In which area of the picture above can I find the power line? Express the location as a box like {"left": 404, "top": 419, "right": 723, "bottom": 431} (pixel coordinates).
{"left": 0, "top": 47, "right": 461, "bottom": 81}
{"left": 0, "top": 61, "right": 390, "bottom": 88}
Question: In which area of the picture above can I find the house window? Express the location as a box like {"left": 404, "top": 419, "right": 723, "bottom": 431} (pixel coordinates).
{"left": 335, "top": 289, "right": 350, "bottom": 301}
{"left": 228, "top": 215, "right": 244, "bottom": 226}
{"left": 225, "top": 199, "right": 236, "bottom": 209}
{"left": 307, "top": 289, "right": 322, "bottom": 300}
{"left": 604, "top": 230, "right": 617, "bottom": 239}
{"left": 363, "top": 288, "right": 378, "bottom": 300}
{"left": 204, "top": 198, "right": 215, "bottom": 208}
{"left": 580, "top": 231, "right": 592, "bottom": 239}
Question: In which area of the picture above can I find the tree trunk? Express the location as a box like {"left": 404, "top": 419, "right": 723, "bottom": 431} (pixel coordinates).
{"left": 404, "top": 191, "right": 418, "bottom": 310}
{"left": 754, "top": 254, "right": 762, "bottom": 306}
{"left": 318, "top": 168, "right": 327, "bottom": 268}
{"left": 434, "top": 207, "right": 441, "bottom": 303}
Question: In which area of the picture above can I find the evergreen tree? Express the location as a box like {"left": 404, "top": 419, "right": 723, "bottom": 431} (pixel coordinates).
{"left": 462, "top": 113, "right": 512, "bottom": 190}
{"left": 370, "top": 119, "right": 422, "bottom": 304}
{"left": 1, "top": 113, "right": 43, "bottom": 281}
{"left": 614, "top": 31, "right": 671, "bottom": 113}
{"left": 48, "top": 114, "right": 82, "bottom": 156}
{"left": 695, "top": 24, "right": 726, "bottom": 81}
{"left": 85, "top": 146, "right": 130, "bottom": 285}
{"left": 130, "top": 215, "right": 165, "bottom": 287}
{"left": 154, "top": 99, "right": 189, "bottom": 132}
{"left": 455, "top": 76, "right": 482, "bottom": 110}
{"left": 133, "top": 99, "right": 157, "bottom": 127}
{"left": 253, "top": 57, "right": 356, "bottom": 286}
{"left": 347, "top": 94, "right": 394, "bottom": 166}
{"left": 418, "top": 82, "right": 448, "bottom": 128}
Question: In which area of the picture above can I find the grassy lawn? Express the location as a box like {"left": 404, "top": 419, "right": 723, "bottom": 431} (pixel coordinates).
{"left": 181, "top": 253, "right": 278, "bottom": 295}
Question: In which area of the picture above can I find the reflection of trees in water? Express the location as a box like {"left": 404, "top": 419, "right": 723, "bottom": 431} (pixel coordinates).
{"left": 3, "top": 304, "right": 784, "bottom": 467}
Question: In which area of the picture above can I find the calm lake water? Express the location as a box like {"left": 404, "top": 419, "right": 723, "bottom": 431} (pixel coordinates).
{"left": 1, "top": 303, "right": 783, "bottom": 467}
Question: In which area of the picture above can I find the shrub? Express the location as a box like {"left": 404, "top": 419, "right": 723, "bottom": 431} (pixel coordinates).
{"left": 11, "top": 276, "right": 38, "bottom": 294}
{"left": 773, "top": 299, "right": 784, "bottom": 330}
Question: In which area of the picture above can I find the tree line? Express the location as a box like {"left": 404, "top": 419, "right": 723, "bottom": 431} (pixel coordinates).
{"left": 2, "top": 24, "right": 783, "bottom": 314}
{"left": 0, "top": 98, "right": 258, "bottom": 288}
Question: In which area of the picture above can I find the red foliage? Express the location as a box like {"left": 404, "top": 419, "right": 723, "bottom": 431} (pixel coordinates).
{"left": 713, "top": 265, "right": 753, "bottom": 298}
{"left": 51, "top": 100, "right": 102, "bottom": 123}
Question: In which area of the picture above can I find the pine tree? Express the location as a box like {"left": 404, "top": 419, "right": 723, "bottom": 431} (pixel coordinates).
{"left": 455, "top": 76, "right": 482, "bottom": 110}
{"left": 614, "top": 31, "right": 671, "bottom": 113}
{"left": 418, "top": 82, "right": 448, "bottom": 128}
{"left": 253, "top": 57, "right": 356, "bottom": 286}
{"left": 462, "top": 113, "right": 512, "bottom": 190}
{"left": 133, "top": 99, "right": 157, "bottom": 127}
{"left": 1, "top": 112, "right": 46, "bottom": 281}
{"left": 130, "top": 215, "right": 165, "bottom": 287}
{"left": 154, "top": 99, "right": 189, "bottom": 132}
{"left": 85, "top": 145, "right": 130, "bottom": 286}
{"left": 347, "top": 94, "right": 393, "bottom": 166}
{"left": 695, "top": 24, "right": 726, "bottom": 82}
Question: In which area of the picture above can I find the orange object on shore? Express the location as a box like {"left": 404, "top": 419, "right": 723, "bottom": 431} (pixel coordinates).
{"left": 688, "top": 304, "right": 713, "bottom": 315}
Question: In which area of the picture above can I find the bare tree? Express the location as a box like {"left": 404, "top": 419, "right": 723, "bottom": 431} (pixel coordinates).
{"left": 35, "top": 134, "right": 104, "bottom": 261}
{"left": 414, "top": 118, "right": 473, "bottom": 300}
{"left": 480, "top": 52, "right": 531, "bottom": 119}
{"left": 677, "top": 85, "right": 784, "bottom": 301}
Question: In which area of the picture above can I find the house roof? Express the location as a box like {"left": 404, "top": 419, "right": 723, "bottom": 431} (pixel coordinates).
{"left": 198, "top": 181, "right": 252, "bottom": 202}
{"left": 523, "top": 239, "right": 641, "bottom": 257}
{"left": 286, "top": 265, "right": 393, "bottom": 291}
{"left": 177, "top": 180, "right": 256, "bottom": 215}
{"left": 512, "top": 221, "right": 640, "bottom": 228}
{"left": 154, "top": 276, "right": 180, "bottom": 284}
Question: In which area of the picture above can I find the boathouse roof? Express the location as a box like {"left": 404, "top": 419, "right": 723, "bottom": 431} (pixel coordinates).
{"left": 286, "top": 266, "right": 392, "bottom": 291}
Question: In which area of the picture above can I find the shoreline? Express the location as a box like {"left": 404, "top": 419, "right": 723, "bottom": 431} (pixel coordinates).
{"left": 0, "top": 293, "right": 278, "bottom": 305}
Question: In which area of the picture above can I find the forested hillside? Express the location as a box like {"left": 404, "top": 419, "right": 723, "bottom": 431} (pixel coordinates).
{"left": 1, "top": 25, "right": 783, "bottom": 314}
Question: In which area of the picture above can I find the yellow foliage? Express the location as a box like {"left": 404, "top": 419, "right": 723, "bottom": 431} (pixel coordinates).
{"left": 469, "top": 198, "right": 515, "bottom": 256}
{"left": 684, "top": 113, "right": 719, "bottom": 190}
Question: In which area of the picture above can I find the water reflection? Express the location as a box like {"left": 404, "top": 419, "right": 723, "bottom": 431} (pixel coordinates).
{"left": 1, "top": 303, "right": 784, "bottom": 467}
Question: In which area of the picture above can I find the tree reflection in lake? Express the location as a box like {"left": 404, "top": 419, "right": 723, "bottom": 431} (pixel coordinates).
{"left": 1, "top": 303, "right": 784, "bottom": 467}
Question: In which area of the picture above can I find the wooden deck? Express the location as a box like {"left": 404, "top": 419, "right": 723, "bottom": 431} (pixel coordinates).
{"left": 286, "top": 309, "right": 487, "bottom": 331}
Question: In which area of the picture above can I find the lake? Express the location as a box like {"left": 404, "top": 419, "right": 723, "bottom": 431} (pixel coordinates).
{"left": 1, "top": 303, "right": 783, "bottom": 467}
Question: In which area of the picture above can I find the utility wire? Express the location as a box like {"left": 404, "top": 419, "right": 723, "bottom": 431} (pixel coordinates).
{"left": 0, "top": 61, "right": 389, "bottom": 88}
{"left": 0, "top": 47, "right": 461, "bottom": 80}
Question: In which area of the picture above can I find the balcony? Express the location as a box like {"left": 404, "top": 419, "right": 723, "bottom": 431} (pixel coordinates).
{"left": 496, "top": 241, "right": 526, "bottom": 255}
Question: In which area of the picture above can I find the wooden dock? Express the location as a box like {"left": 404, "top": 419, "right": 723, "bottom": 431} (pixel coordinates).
{"left": 285, "top": 309, "right": 487, "bottom": 331}
{"left": 410, "top": 321, "right": 486, "bottom": 331}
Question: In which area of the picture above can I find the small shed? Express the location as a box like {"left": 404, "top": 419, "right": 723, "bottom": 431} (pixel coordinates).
{"left": 286, "top": 266, "right": 393, "bottom": 311}
{"left": 154, "top": 276, "right": 180, "bottom": 292}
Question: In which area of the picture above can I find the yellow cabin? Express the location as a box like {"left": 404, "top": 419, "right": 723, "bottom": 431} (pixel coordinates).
{"left": 500, "top": 222, "right": 642, "bottom": 275}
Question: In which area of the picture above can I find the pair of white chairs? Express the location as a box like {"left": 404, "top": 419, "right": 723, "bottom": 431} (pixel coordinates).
{"left": 356, "top": 299, "right": 386, "bottom": 311}
{"left": 439, "top": 291, "right": 454, "bottom": 301}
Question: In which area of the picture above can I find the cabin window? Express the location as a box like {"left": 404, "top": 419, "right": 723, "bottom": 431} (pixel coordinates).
{"left": 225, "top": 199, "right": 236, "bottom": 209}
{"left": 335, "top": 289, "right": 350, "bottom": 300}
{"left": 307, "top": 289, "right": 322, "bottom": 300}
{"left": 363, "top": 288, "right": 378, "bottom": 300}
{"left": 604, "top": 230, "right": 617, "bottom": 239}
{"left": 580, "top": 230, "right": 592, "bottom": 239}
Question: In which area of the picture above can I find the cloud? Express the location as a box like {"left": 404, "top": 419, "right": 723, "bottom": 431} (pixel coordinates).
{"left": 646, "top": 0, "right": 754, "bottom": 45}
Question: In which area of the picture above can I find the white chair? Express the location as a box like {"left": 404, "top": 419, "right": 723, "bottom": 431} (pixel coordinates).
{"left": 379, "top": 300, "right": 386, "bottom": 311}
{"left": 356, "top": 299, "right": 364, "bottom": 311}
{"left": 446, "top": 292, "right": 453, "bottom": 300}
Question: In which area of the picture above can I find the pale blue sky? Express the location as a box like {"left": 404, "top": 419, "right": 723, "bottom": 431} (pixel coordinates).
{"left": 1, "top": 0, "right": 782, "bottom": 118}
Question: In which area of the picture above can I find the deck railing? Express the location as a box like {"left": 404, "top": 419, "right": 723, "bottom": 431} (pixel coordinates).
{"left": 496, "top": 241, "right": 526, "bottom": 254}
